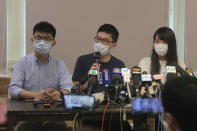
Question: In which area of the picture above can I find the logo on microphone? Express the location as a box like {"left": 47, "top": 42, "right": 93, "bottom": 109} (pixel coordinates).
{"left": 89, "top": 70, "right": 97, "bottom": 75}
{"left": 112, "top": 68, "right": 121, "bottom": 73}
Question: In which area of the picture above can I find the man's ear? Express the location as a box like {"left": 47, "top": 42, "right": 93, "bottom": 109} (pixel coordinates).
{"left": 111, "top": 42, "right": 117, "bottom": 49}
{"left": 51, "top": 40, "right": 56, "bottom": 47}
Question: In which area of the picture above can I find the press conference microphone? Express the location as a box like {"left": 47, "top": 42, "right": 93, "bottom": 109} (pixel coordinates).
{"left": 185, "top": 67, "right": 194, "bottom": 77}
{"left": 141, "top": 71, "right": 152, "bottom": 97}
{"left": 121, "top": 68, "right": 132, "bottom": 99}
{"left": 111, "top": 68, "right": 122, "bottom": 85}
{"left": 87, "top": 70, "right": 98, "bottom": 95}
{"left": 102, "top": 69, "right": 111, "bottom": 101}
{"left": 152, "top": 74, "right": 165, "bottom": 96}
{"left": 171, "top": 62, "right": 190, "bottom": 76}
{"left": 132, "top": 66, "right": 141, "bottom": 97}
{"left": 131, "top": 66, "right": 141, "bottom": 97}
{"left": 112, "top": 68, "right": 122, "bottom": 100}
{"left": 166, "top": 65, "right": 177, "bottom": 81}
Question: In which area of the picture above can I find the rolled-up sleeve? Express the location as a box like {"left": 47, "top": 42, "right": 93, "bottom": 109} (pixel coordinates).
{"left": 59, "top": 62, "right": 74, "bottom": 92}
{"left": 8, "top": 59, "right": 25, "bottom": 98}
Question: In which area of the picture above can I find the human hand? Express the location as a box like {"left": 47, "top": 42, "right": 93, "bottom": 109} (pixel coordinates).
{"left": 90, "top": 63, "right": 100, "bottom": 71}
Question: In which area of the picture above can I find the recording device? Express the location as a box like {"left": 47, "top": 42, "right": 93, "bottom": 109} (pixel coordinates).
{"left": 102, "top": 69, "right": 111, "bottom": 101}
{"left": 121, "top": 68, "right": 132, "bottom": 99}
{"left": 63, "top": 94, "right": 95, "bottom": 111}
{"left": 141, "top": 71, "right": 152, "bottom": 97}
{"left": 131, "top": 66, "right": 141, "bottom": 97}
{"left": 87, "top": 70, "right": 98, "bottom": 95}
{"left": 132, "top": 98, "right": 163, "bottom": 114}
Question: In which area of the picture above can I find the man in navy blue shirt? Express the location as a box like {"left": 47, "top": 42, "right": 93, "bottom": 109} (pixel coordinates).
{"left": 72, "top": 24, "right": 125, "bottom": 94}
{"left": 72, "top": 24, "right": 132, "bottom": 131}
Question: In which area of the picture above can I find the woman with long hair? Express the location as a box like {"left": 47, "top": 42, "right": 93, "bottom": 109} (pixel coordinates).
{"left": 139, "top": 27, "right": 186, "bottom": 83}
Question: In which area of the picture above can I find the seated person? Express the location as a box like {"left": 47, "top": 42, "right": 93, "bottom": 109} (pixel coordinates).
{"left": 72, "top": 24, "right": 132, "bottom": 131}
{"left": 8, "top": 21, "right": 73, "bottom": 131}
{"left": 162, "top": 76, "right": 197, "bottom": 131}
{"left": 139, "top": 27, "right": 186, "bottom": 85}
{"left": 72, "top": 23, "right": 125, "bottom": 94}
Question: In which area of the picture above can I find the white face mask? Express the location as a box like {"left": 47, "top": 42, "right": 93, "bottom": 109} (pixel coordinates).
{"left": 34, "top": 40, "right": 52, "bottom": 55}
{"left": 93, "top": 42, "right": 109, "bottom": 56}
{"left": 154, "top": 43, "right": 168, "bottom": 56}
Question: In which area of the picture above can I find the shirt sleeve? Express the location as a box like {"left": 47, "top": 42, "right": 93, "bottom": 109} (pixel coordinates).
{"left": 59, "top": 61, "right": 74, "bottom": 92}
{"left": 8, "top": 59, "right": 25, "bottom": 98}
{"left": 72, "top": 56, "right": 83, "bottom": 81}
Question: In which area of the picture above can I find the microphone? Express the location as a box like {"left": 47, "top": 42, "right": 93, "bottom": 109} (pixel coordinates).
{"left": 131, "top": 66, "right": 141, "bottom": 97}
{"left": 112, "top": 68, "right": 122, "bottom": 100}
{"left": 121, "top": 68, "right": 132, "bottom": 99}
{"left": 94, "top": 52, "right": 101, "bottom": 64}
{"left": 172, "top": 62, "right": 190, "bottom": 76}
{"left": 102, "top": 69, "right": 111, "bottom": 101}
{"left": 166, "top": 65, "right": 177, "bottom": 81}
{"left": 87, "top": 70, "right": 98, "bottom": 95}
{"left": 152, "top": 74, "right": 165, "bottom": 96}
{"left": 102, "top": 69, "right": 111, "bottom": 86}
{"left": 141, "top": 71, "right": 152, "bottom": 97}
{"left": 111, "top": 68, "right": 122, "bottom": 85}
{"left": 80, "top": 52, "right": 101, "bottom": 86}
{"left": 185, "top": 67, "right": 194, "bottom": 76}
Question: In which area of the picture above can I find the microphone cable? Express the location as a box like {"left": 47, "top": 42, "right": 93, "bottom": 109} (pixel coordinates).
{"left": 73, "top": 112, "right": 79, "bottom": 131}
{"left": 101, "top": 101, "right": 110, "bottom": 131}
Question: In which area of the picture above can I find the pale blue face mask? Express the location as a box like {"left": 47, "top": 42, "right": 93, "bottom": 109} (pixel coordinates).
{"left": 33, "top": 40, "right": 52, "bottom": 55}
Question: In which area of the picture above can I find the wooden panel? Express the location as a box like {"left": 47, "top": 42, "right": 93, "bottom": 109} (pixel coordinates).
{"left": 0, "top": 77, "right": 11, "bottom": 98}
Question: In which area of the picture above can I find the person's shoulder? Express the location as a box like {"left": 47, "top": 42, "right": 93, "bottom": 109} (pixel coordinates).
{"left": 139, "top": 57, "right": 151, "bottom": 64}
{"left": 111, "top": 55, "right": 125, "bottom": 65}
{"left": 15, "top": 53, "right": 33, "bottom": 65}
{"left": 78, "top": 53, "right": 93, "bottom": 60}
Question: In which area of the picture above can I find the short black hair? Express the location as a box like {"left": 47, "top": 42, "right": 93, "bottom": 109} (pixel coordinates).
{"left": 33, "top": 21, "right": 56, "bottom": 39}
{"left": 162, "top": 76, "right": 197, "bottom": 131}
{"left": 97, "top": 24, "right": 119, "bottom": 43}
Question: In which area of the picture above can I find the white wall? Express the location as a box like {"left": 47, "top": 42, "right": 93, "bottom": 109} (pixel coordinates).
{"left": 26, "top": 0, "right": 169, "bottom": 73}
{"left": 185, "top": 1, "right": 197, "bottom": 71}
{"left": 0, "top": 0, "right": 7, "bottom": 74}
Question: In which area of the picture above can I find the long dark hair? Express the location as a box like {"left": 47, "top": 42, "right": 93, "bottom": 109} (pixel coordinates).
{"left": 151, "top": 27, "right": 178, "bottom": 74}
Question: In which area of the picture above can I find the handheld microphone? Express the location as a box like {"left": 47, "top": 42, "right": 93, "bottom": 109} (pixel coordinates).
{"left": 94, "top": 52, "right": 101, "bottom": 64}
{"left": 102, "top": 69, "right": 111, "bottom": 101}
{"left": 121, "top": 68, "right": 132, "bottom": 99}
{"left": 131, "top": 66, "right": 141, "bottom": 97}
{"left": 87, "top": 70, "right": 98, "bottom": 95}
